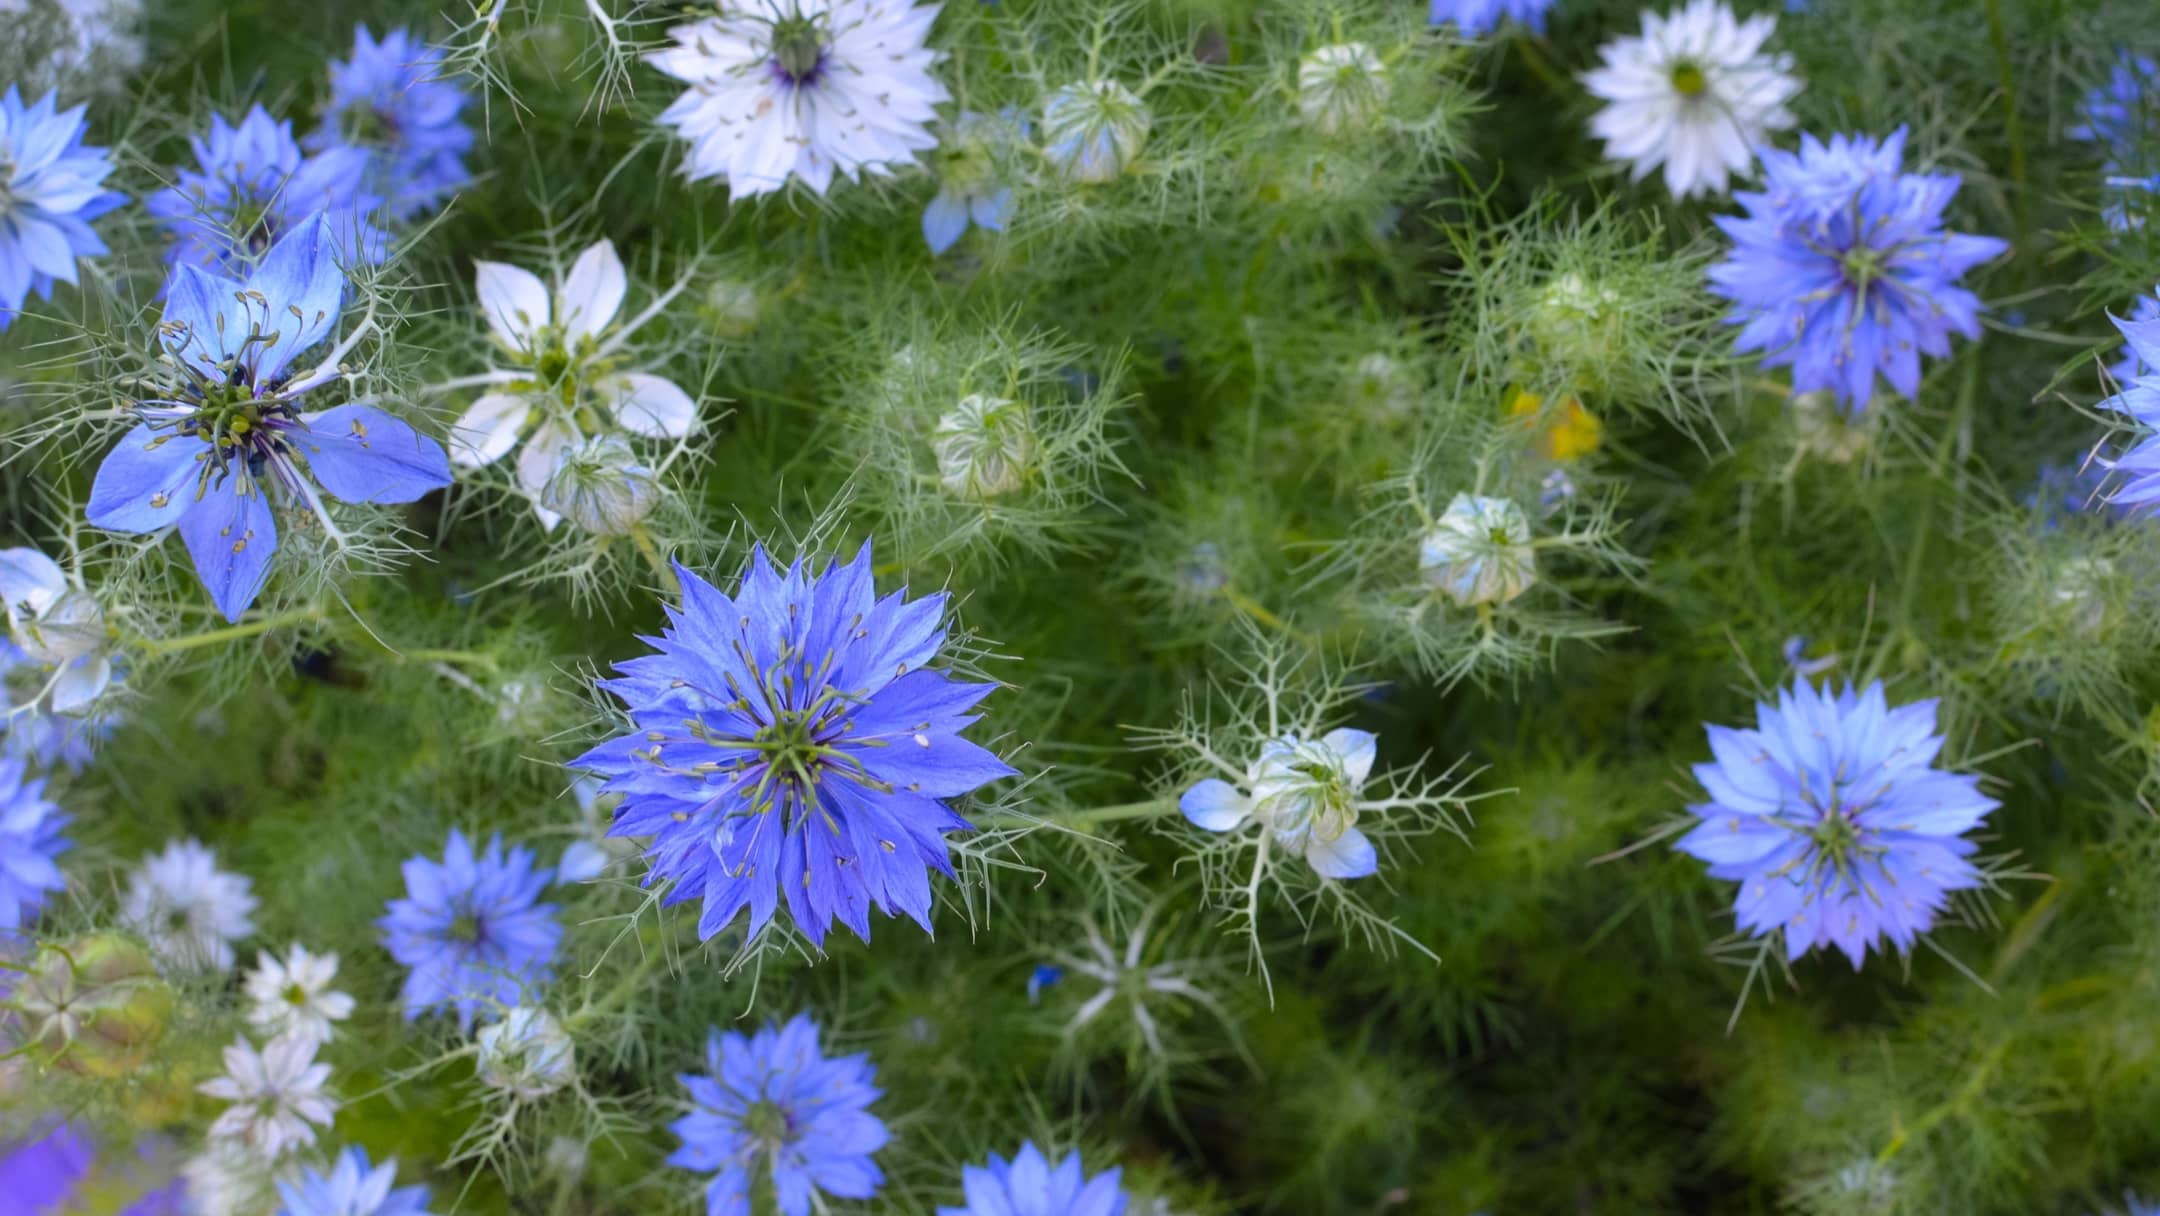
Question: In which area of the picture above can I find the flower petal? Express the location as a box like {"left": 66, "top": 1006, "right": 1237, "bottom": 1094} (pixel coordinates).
{"left": 1179, "top": 778, "right": 1251, "bottom": 831}
{"left": 475, "top": 259, "right": 550, "bottom": 352}
{"left": 1303, "top": 825, "right": 1377, "bottom": 879}
{"left": 293, "top": 405, "right": 454, "bottom": 504}
{"left": 558, "top": 240, "right": 626, "bottom": 344}
{"left": 603, "top": 372, "right": 698, "bottom": 438}
{"left": 177, "top": 476, "right": 279, "bottom": 622}
{"left": 448, "top": 393, "right": 532, "bottom": 467}
{"left": 86, "top": 425, "right": 212, "bottom": 533}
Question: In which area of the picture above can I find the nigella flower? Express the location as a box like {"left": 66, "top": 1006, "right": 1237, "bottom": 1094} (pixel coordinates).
{"left": 573, "top": 543, "right": 1014, "bottom": 947}
{"left": 1181, "top": 728, "right": 1380, "bottom": 879}
{"left": 2108, "top": 294, "right": 2160, "bottom": 384}
{"left": 1428, "top": 0, "right": 1553, "bottom": 37}
{"left": 2069, "top": 52, "right": 2157, "bottom": 151}
{"left": 0, "top": 86, "right": 124, "bottom": 329}
{"left": 646, "top": 0, "right": 948, "bottom": 199}
{"left": 198, "top": 1033, "right": 337, "bottom": 1160}
{"left": 475, "top": 1006, "right": 575, "bottom": 1100}
{"left": 1419, "top": 493, "right": 1538, "bottom": 607}
{"left": 146, "top": 106, "right": 386, "bottom": 275}
{"left": 923, "top": 108, "right": 1027, "bottom": 255}
{"left": 1581, "top": 0, "right": 1800, "bottom": 200}
{"left": 937, "top": 1143, "right": 1127, "bottom": 1216}
{"left": 1709, "top": 128, "right": 2008, "bottom": 409}
{"left": 1297, "top": 43, "right": 1390, "bottom": 138}
{"left": 84, "top": 216, "right": 453, "bottom": 621}
{"left": 306, "top": 25, "right": 474, "bottom": 222}
{"left": 243, "top": 944, "right": 354, "bottom": 1047}
{"left": 0, "top": 1122, "right": 93, "bottom": 1211}
{"left": 669, "top": 1014, "right": 888, "bottom": 1216}
{"left": 275, "top": 1147, "right": 431, "bottom": 1216}
{"left": 377, "top": 829, "right": 561, "bottom": 1029}
{"left": 0, "top": 754, "right": 68, "bottom": 931}
{"left": 119, "top": 838, "right": 257, "bottom": 973}
{"left": 2096, "top": 304, "right": 2160, "bottom": 516}
{"left": 1042, "top": 80, "right": 1151, "bottom": 183}
{"left": 931, "top": 393, "right": 1036, "bottom": 499}
{"left": 538, "top": 435, "right": 659, "bottom": 537}
{"left": 447, "top": 239, "right": 696, "bottom": 530}
{"left": 0, "top": 546, "right": 115, "bottom": 713}
{"left": 1675, "top": 680, "right": 1997, "bottom": 967}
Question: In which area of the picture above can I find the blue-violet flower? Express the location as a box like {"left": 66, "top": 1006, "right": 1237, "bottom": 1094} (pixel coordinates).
{"left": 377, "top": 829, "right": 561, "bottom": 1029}
{"left": 146, "top": 105, "right": 387, "bottom": 276}
{"left": 936, "top": 1142, "right": 1127, "bottom": 1216}
{"left": 306, "top": 25, "right": 474, "bottom": 222}
{"left": 0, "top": 85, "right": 123, "bottom": 329}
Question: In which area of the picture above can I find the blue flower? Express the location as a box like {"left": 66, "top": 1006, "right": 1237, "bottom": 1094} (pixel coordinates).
{"left": 924, "top": 109, "right": 1026, "bottom": 255}
{"left": 2070, "top": 52, "right": 2157, "bottom": 152}
{"left": 377, "top": 829, "right": 561, "bottom": 1029}
{"left": 1709, "top": 128, "right": 2007, "bottom": 410}
{"left": 1675, "top": 681, "right": 1997, "bottom": 968}
{"left": 937, "top": 1143, "right": 1127, "bottom": 1216}
{"left": 84, "top": 215, "right": 452, "bottom": 622}
{"left": 306, "top": 26, "right": 474, "bottom": 222}
{"left": 276, "top": 1147, "right": 431, "bottom": 1216}
{"left": 2108, "top": 295, "right": 2160, "bottom": 384}
{"left": 2097, "top": 303, "right": 2160, "bottom": 516}
{"left": 145, "top": 105, "right": 387, "bottom": 276}
{"left": 1428, "top": 0, "right": 1553, "bottom": 36}
{"left": 573, "top": 542, "right": 1013, "bottom": 949}
{"left": 0, "top": 86, "right": 124, "bottom": 329}
{"left": 0, "top": 754, "right": 67, "bottom": 931}
{"left": 669, "top": 1014, "right": 888, "bottom": 1216}
{"left": 0, "top": 1122, "right": 93, "bottom": 1212}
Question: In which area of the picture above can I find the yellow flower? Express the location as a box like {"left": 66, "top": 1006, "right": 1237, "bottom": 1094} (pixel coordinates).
{"left": 1507, "top": 389, "right": 1602, "bottom": 462}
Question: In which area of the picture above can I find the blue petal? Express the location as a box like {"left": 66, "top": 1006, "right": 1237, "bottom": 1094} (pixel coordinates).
{"left": 177, "top": 474, "right": 278, "bottom": 621}
{"left": 922, "top": 191, "right": 971, "bottom": 255}
{"left": 293, "top": 404, "right": 452, "bottom": 503}
{"left": 247, "top": 213, "right": 346, "bottom": 384}
{"left": 86, "top": 424, "right": 212, "bottom": 533}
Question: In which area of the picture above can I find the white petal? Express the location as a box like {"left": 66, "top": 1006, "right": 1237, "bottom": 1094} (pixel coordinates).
{"left": 474, "top": 260, "right": 551, "bottom": 353}
{"left": 448, "top": 393, "right": 532, "bottom": 468}
{"left": 1320, "top": 728, "right": 1378, "bottom": 789}
{"left": 0, "top": 547, "right": 68, "bottom": 614}
{"left": 558, "top": 241, "right": 627, "bottom": 344}
{"left": 603, "top": 373, "right": 698, "bottom": 438}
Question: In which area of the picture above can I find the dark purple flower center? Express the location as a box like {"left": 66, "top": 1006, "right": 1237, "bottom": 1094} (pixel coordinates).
{"left": 448, "top": 910, "right": 488, "bottom": 946}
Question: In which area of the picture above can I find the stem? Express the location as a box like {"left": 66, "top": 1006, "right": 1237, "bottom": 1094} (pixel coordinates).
{"left": 629, "top": 525, "right": 680, "bottom": 598}
{"left": 565, "top": 940, "right": 667, "bottom": 1033}
{"left": 133, "top": 608, "right": 317, "bottom": 655}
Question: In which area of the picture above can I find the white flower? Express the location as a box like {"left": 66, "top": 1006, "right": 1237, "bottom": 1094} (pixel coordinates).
{"left": 1580, "top": 0, "right": 1799, "bottom": 200}
{"left": 1043, "top": 80, "right": 1152, "bottom": 183}
{"left": 450, "top": 240, "right": 698, "bottom": 530}
{"left": 1350, "top": 353, "right": 1416, "bottom": 421}
{"left": 182, "top": 1143, "right": 273, "bottom": 1216}
{"left": 931, "top": 393, "right": 1037, "bottom": 499}
{"left": 1297, "top": 43, "right": 1389, "bottom": 137}
{"left": 198, "top": 1033, "right": 337, "bottom": 1160}
{"left": 244, "top": 945, "right": 355, "bottom": 1047}
{"left": 119, "top": 839, "right": 257, "bottom": 974}
{"left": 645, "top": 0, "right": 948, "bottom": 199}
{"left": 2050, "top": 555, "right": 2120, "bottom": 638}
{"left": 1178, "top": 727, "right": 1380, "bottom": 879}
{"left": 1419, "top": 493, "right": 1537, "bottom": 607}
{"left": 0, "top": 546, "right": 112, "bottom": 713}
{"left": 539, "top": 435, "right": 660, "bottom": 536}
{"left": 475, "top": 1006, "right": 577, "bottom": 1100}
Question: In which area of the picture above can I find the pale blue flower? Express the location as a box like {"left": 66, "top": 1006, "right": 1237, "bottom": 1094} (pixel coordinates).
{"left": 937, "top": 1143, "right": 1126, "bottom": 1216}
{"left": 377, "top": 829, "right": 561, "bottom": 1030}
{"left": 276, "top": 1148, "right": 431, "bottom": 1216}
{"left": 146, "top": 106, "right": 386, "bottom": 276}
{"left": 1429, "top": 0, "right": 1554, "bottom": 37}
{"left": 306, "top": 26, "right": 474, "bottom": 221}
{"left": 0, "top": 86, "right": 123, "bottom": 329}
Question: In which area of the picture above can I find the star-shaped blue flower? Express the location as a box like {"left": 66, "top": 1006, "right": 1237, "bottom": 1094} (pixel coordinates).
{"left": 574, "top": 542, "right": 1014, "bottom": 949}
{"left": 85, "top": 215, "right": 452, "bottom": 621}
{"left": 378, "top": 829, "right": 561, "bottom": 1030}
{"left": 146, "top": 106, "right": 387, "bottom": 277}
{"left": 306, "top": 25, "right": 474, "bottom": 222}
{"left": 0, "top": 86, "right": 125, "bottom": 329}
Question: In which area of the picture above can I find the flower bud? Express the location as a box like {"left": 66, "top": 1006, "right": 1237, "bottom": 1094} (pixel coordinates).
{"left": 703, "top": 278, "right": 761, "bottom": 338}
{"left": 8, "top": 933, "right": 174, "bottom": 1077}
{"left": 932, "top": 394, "right": 1037, "bottom": 499}
{"left": 1529, "top": 271, "right": 1625, "bottom": 363}
{"left": 1419, "top": 493, "right": 1538, "bottom": 607}
{"left": 2048, "top": 555, "right": 2121, "bottom": 639}
{"left": 476, "top": 1006, "right": 576, "bottom": 1100}
{"left": 1043, "top": 80, "right": 1151, "bottom": 183}
{"left": 540, "top": 437, "right": 659, "bottom": 536}
{"left": 1297, "top": 43, "right": 1389, "bottom": 137}
{"left": 1789, "top": 389, "right": 1879, "bottom": 463}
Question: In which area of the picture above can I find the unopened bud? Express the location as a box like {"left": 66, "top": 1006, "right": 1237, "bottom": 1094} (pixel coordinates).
{"left": 1043, "top": 80, "right": 1151, "bottom": 183}
{"left": 1419, "top": 493, "right": 1537, "bottom": 607}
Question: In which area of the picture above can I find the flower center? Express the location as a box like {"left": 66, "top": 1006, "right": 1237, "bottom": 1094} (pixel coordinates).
{"left": 742, "top": 1097, "right": 796, "bottom": 1152}
{"left": 226, "top": 196, "right": 279, "bottom": 256}
{"left": 769, "top": 16, "right": 827, "bottom": 84}
{"left": 1806, "top": 802, "right": 1864, "bottom": 872}
{"left": 283, "top": 983, "right": 309, "bottom": 1006}
{"left": 339, "top": 104, "right": 402, "bottom": 147}
{"left": 1669, "top": 61, "right": 1708, "bottom": 97}
{"left": 449, "top": 911, "right": 485, "bottom": 945}
{"left": 1840, "top": 244, "right": 1887, "bottom": 293}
